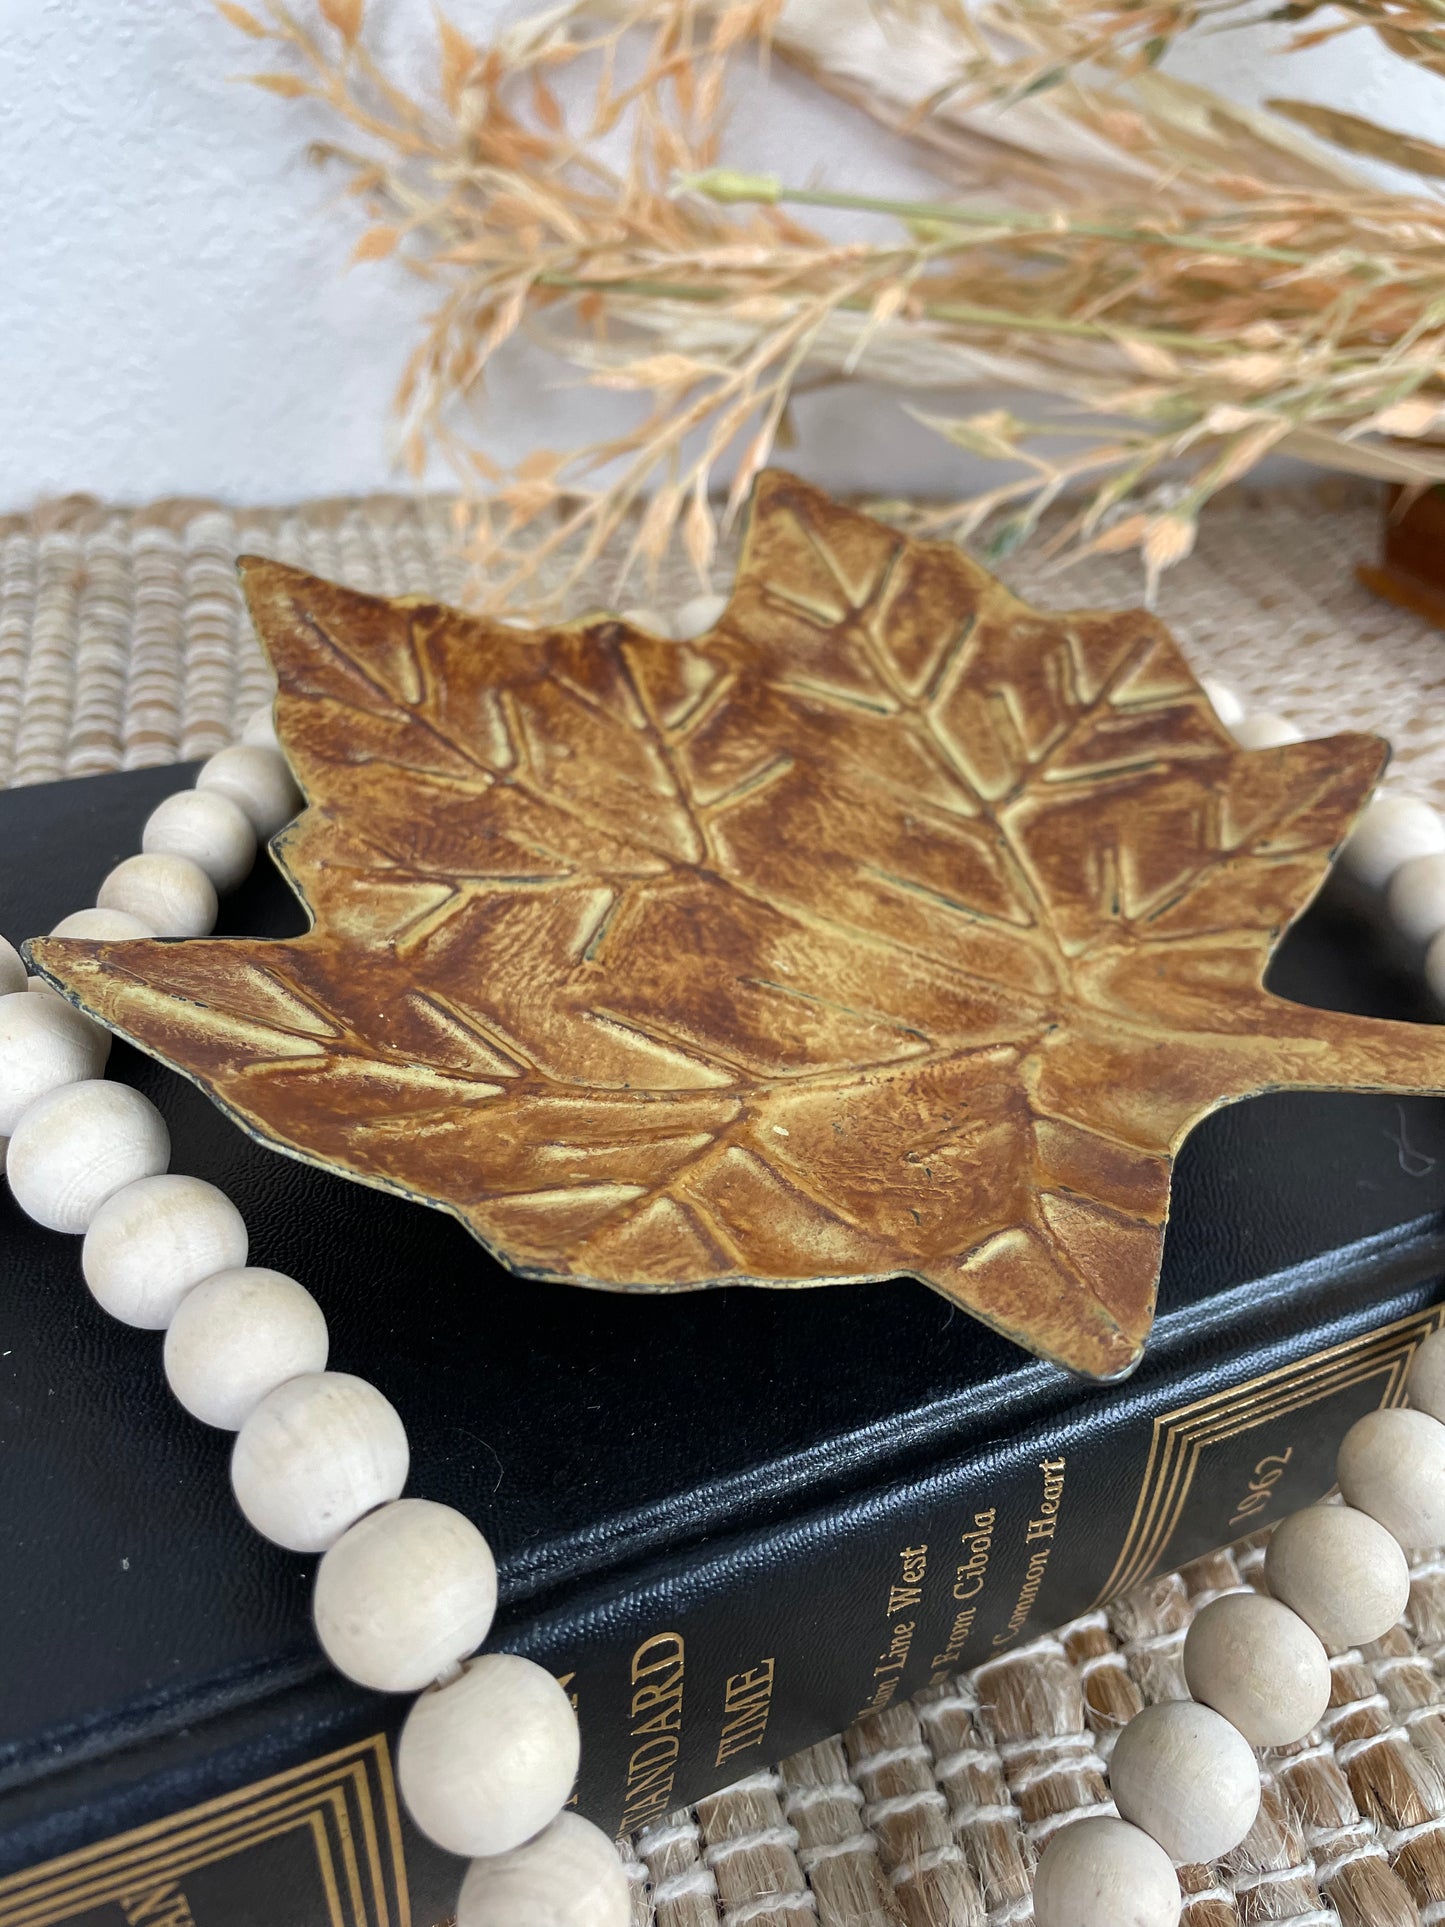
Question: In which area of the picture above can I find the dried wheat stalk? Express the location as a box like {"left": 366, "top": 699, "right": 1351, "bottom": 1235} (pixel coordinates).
{"left": 222, "top": 0, "right": 1445, "bottom": 609}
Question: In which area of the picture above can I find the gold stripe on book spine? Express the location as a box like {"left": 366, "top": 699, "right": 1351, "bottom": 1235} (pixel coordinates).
{"left": 1090, "top": 1302, "right": 1445, "bottom": 1609}
{"left": 0, "top": 1736, "right": 408, "bottom": 1927}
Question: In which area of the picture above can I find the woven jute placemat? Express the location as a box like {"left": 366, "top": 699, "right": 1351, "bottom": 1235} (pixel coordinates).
{"left": 4, "top": 482, "right": 1445, "bottom": 1927}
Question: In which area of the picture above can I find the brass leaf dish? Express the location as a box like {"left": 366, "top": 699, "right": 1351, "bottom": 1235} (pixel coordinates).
{"left": 33, "top": 473, "right": 1445, "bottom": 1379}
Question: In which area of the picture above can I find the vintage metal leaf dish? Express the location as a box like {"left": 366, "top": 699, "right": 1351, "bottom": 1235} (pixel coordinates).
{"left": 33, "top": 472, "right": 1445, "bottom": 1379}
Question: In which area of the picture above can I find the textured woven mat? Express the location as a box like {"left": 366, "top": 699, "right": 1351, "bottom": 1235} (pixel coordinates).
{"left": 6, "top": 483, "right": 1445, "bottom": 1927}
{"left": 2, "top": 483, "right": 1443, "bottom": 808}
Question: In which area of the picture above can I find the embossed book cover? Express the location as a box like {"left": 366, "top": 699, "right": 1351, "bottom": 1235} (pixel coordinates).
{"left": 3, "top": 760, "right": 1445, "bottom": 1927}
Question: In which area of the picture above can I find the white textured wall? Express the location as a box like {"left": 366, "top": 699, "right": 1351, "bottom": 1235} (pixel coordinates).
{"left": 1, "top": 0, "right": 1438, "bottom": 509}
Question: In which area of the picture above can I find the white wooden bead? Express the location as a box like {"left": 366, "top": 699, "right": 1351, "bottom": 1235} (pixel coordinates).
{"left": 620, "top": 606, "right": 666, "bottom": 633}
{"left": 1109, "top": 1699, "right": 1260, "bottom": 1863}
{"left": 241, "top": 704, "right": 280, "bottom": 750}
{"left": 142, "top": 790, "right": 257, "bottom": 895}
{"left": 1183, "top": 1590, "right": 1329, "bottom": 1745}
{"left": 20, "top": 981, "right": 113, "bottom": 1064}
{"left": 165, "top": 1267, "right": 329, "bottom": 1429}
{"left": 7, "top": 1080, "right": 170, "bottom": 1234}
{"left": 1232, "top": 711, "right": 1303, "bottom": 749}
{"left": 1337, "top": 1406, "right": 1445, "bottom": 1549}
{"left": 0, "top": 936, "right": 26, "bottom": 998}
{"left": 82, "top": 1173, "right": 249, "bottom": 1328}
{"left": 1339, "top": 794, "right": 1445, "bottom": 890}
{"left": 1426, "top": 929, "right": 1445, "bottom": 1007}
{"left": 1408, "top": 1328, "right": 1445, "bottom": 1424}
{"left": 231, "top": 1371, "right": 408, "bottom": 1552}
{"left": 1265, "top": 1503, "right": 1409, "bottom": 1652}
{"left": 398, "top": 1653, "right": 580, "bottom": 1857}
{"left": 0, "top": 991, "right": 111, "bottom": 1137}
{"left": 196, "top": 744, "right": 301, "bottom": 839}
{"left": 50, "top": 908, "right": 156, "bottom": 939}
{"left": 672, "top": 591, "right": 727, "bottom": 640}
{"left": 1199, "top": 677, "right": 1243, "bottom": 728}
{"left": 97, "top": 853, "right": 217, "bottom": 939}
{"left": 314, "top": 1498, "right": 498, "bottom": 1691}
{"left": 458, "top": 1813, "right": 631, "bottom": 1927}
{"left": 1387, "top": 851, "right": 1445, "bottom": 947}
{"left": 1033, "top": 1817, "right": 1181, "bottom": 1927}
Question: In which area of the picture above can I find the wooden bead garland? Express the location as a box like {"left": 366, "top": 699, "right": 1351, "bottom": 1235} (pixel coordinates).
{"left": 1031, "top": 1816, "right": 1181, "bottom": 1927}
{"left": 1108, "top": 1698, "right": 1261, "bottom": 1864}
{"left": 1336, "top": 1404, "right": 1445, "bottom": 1549}
{"left": 164, "top": 1266, "right": 329, "bottom": 1428}
{"left": 1264, "top": 1503, "right": 1410, "bottom": 1652}
{"left": 314, "top": 1497, "right": 498, "bottom": 1692}
{"left": 240, "top": 705, "right": 281, "bottom": 750}
{"left": 1037, "top": 1322, "right": 1445, "bottom": 1927}
{"left": 456, "top": 1812, "right": 632, "bottom": 1927}
{"left": 1338, "top": 792, "right": 1445, "bottom": 890}
{"left": 0, "top": 990, "right": 110, "bottom": 1135}
{"left": 231, "top": 1370, "right": 409, "bottom": 1552}
{"left": 7, "top": 1078, "right": 170, "bottom": 1233}
{"left": 98, "top": 852, "right": 218, "bottom": 939}
{"left": 1181, "top": 1589, "right": 1330, "bottom": 1746}
{"left": 398, "top": 1653, "right": 583, "bottom": 1858}
{"left": 83, "top": 1173, "right": 249, "bottom": 1328}
{"left": 1386, "top": 850, "right": 1445, "bottom": 947}
{"left": 142, "top": 789, "right": 258, "bottom": 895}
{"left": 195, "top": 743, "right": 301, "bottom": 839}
{"left": 51, "top": 907, "right": 156, "bottom": 939}
{"left": 1229, "top": 710, "right": 1303, "bottom": 749}
{"left": 671, "top": 591, "right": 729, "bottom": 640}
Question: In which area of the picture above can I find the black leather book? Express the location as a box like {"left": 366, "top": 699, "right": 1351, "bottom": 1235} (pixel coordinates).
{"left": 3, "top": 763, "right": 1445, "bottom": 1927}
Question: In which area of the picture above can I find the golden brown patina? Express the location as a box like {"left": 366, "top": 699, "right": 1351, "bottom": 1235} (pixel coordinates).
{"left": 32, "top": 472, "right": 1445, "bottom": 1378}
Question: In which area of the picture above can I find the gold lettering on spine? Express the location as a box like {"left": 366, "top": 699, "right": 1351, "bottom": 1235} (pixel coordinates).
{"left": 714, "top": 1659, "right": 778, "bottom": 1767}
{"left": 929, "top": 1507, "right": 997, "bottom": 1679}
{"left": 992, "top": 1459, "right": 1067, "bottom": 1649}
{"left": 619, "top": 1633, "right": 686, "bottom": 1833}
{"left": 854, "top": 1542, "right": 929, "bottom": 1720}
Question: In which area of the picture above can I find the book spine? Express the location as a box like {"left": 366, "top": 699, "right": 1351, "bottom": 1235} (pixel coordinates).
{"left": 508, "top": 1286, "right": 1444, "bottom": 1837}
{"left": 1, "top": 1285, "right": 1439, "bottom": 1927}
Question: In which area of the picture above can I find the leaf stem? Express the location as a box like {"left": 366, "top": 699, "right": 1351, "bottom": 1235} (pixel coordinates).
{"left": 677, "top": 169, "right": 1362, "bottom": 270}
{"left": 535, "top": 272, "right": 1252, "bottom": 354}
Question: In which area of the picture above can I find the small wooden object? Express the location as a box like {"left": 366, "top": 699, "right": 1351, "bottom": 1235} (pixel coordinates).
{"left": 314, "top": 1497, "right": 498, "bottom": 1691}
{"left": 0, "top": 991, "right": 109, "bottom": 1135}
{"left": 1264, "top": 1504, "right": 1410, "bottom": 1652}
{"left": 164, "top": 1266, "right": 329, "bottom": 1428}
{"left": 1182, "top": 1590, "right": 1329, "bottom": 1746}
{"left": 397, "top": 1653, "right": 582, "bottom": 1858}
{"left": 97, "top": 854, "right": 217, "bottom": 939}
{"left": 6, "top": 1079, "right": 168, "bottom": 1233}
{"left": 456, "top": 1813, "right": 632, "bottom": 1927}
{"left": 1337, "top": 1405, "right": 1445, "bottom": 1548}
{"left": 1358, "top": 484, "right": 1445, "bottom": 630}
{"left": 1032, "top": 1817, "right": 1180, "bottom": 1927}
{"left": 230, "top": 1371, "right": 408, "bottom": 1552}
{"left": 195, "top": 744, "right": 301, "bottom": 839}
{"left": 142, "top": 790, "right": 258, "bottom": 895}
{"left": 1108, "top": 1699, "right": 1260, "bottom": 1863}
{"left": 82, "top": 1173, "right": 249, "bottom": 1328}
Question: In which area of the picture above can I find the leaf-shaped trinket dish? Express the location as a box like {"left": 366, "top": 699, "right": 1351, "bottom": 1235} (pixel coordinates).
{"left": 33, "top": 472, "right": 1445, "bottom": 1380}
